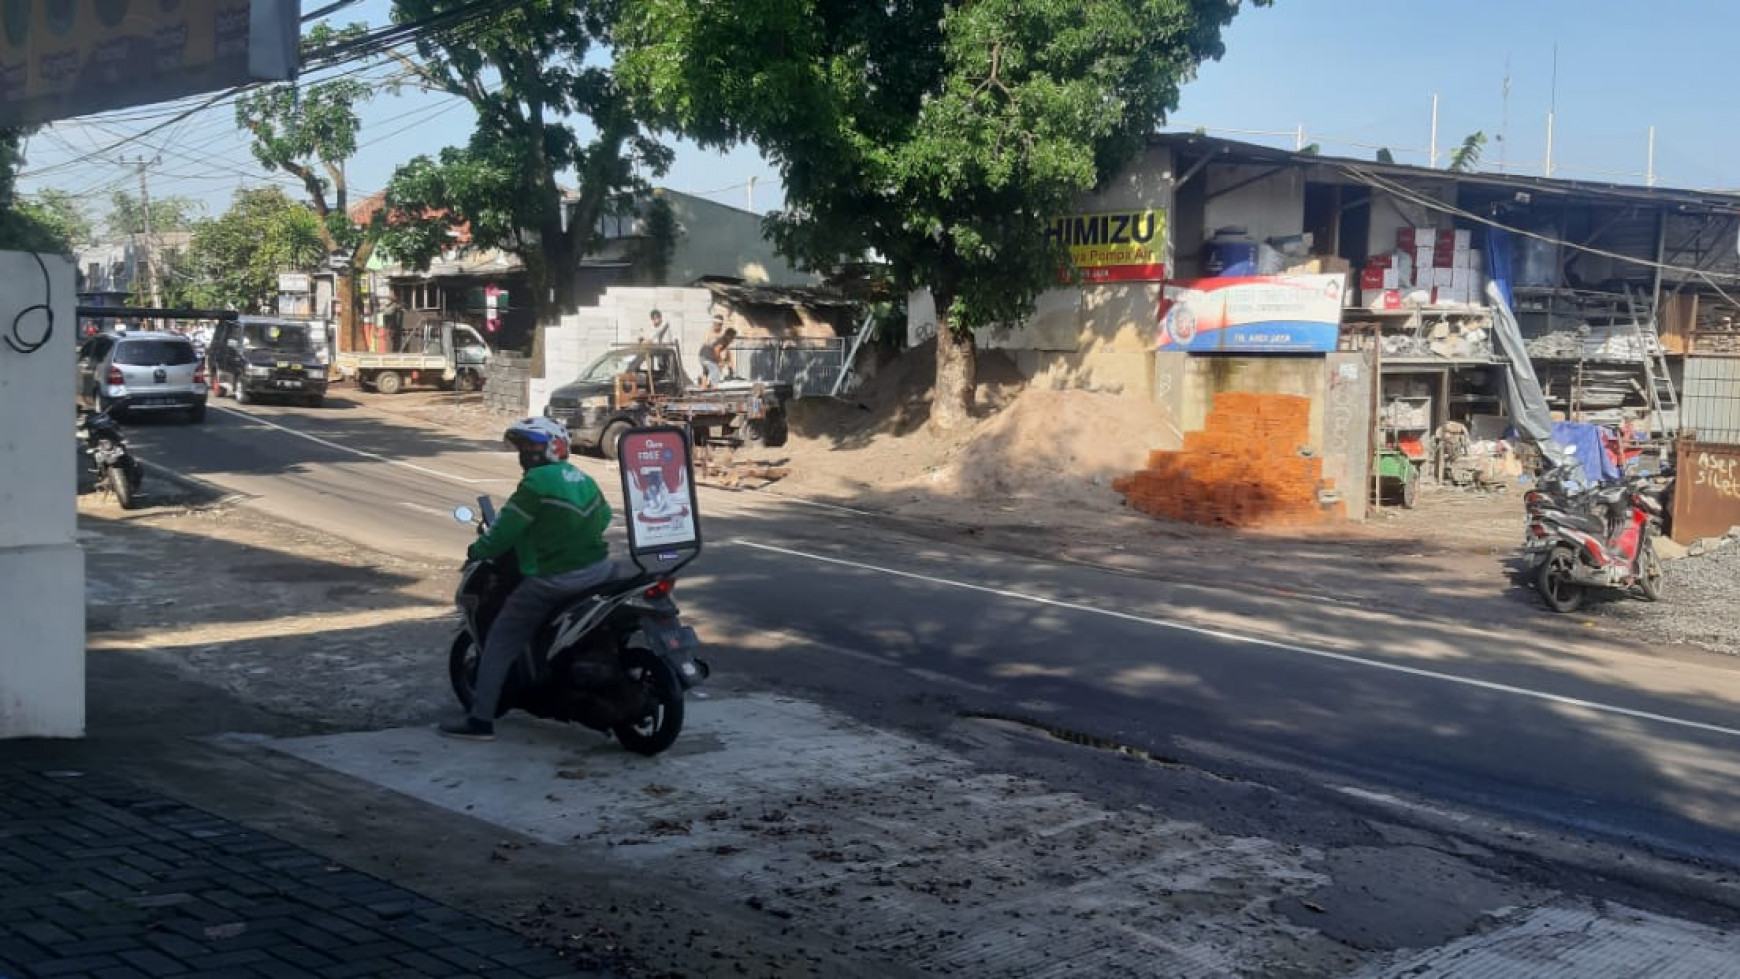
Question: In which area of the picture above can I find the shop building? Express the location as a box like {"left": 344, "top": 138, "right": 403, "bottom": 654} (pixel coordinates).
{"left": 917, "top": 134, "right": 1740, "bottom": 528}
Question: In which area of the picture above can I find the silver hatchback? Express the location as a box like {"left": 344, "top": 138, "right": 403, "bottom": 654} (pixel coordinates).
{"left": 76, "top": 332, "right": 209, "bottom": 423}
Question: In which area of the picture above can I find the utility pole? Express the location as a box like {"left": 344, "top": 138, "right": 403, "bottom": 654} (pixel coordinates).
{"left": 132, "top": 156, "right": 163, "bottom": 328}
{"left": 1294, "top": 124, "right": 1305, "bottom": 151}
{"left": 1646, "top": 126, "right": 1657, "bottom": 187}
{"left": 1543, "top": 44, "right": 1558, "bottom": 178}
{"left": 1499, "top": 58, "right": 1511, "bottom": 173}
{"left": 746, "top": 175, "right": 758, "bottom": 213}
{"left": 1429, "top": 94, "right": 1439, "bottom": 169}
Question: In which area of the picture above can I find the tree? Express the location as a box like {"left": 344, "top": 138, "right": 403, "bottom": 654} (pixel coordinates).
{"left": 8, "top": 189, "right": 93, "bottom": 256}
{"left": 1448, "top": 131, "right": 1487, "bottom": 173}
{"left": 182, "top": 187, "right": 326, "bottom": 313}
{"left": 236, "top": 22, "right": 382, "bottom": 348}
{"left": 105, "top": 190, "right": 201, "bottom": 237}
{"left": 0, "top": 130, "right": 95, "bottom": 255}
{"left": 619, "top": 0, "right": 1264, "bottom": 429}
{"left": 0, "top": 125, "right": 74, "bottom": 254}
{"left": 380, "top": 0, "right": 671, "bottom": 319}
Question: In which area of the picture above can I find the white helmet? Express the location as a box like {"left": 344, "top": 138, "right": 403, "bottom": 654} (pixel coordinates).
{"left": 505, "top": 416, "right": 571, "bottom": 467}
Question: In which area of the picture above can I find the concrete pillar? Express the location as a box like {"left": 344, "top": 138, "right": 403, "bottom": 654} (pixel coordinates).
{"left": 0, "top": 252, "right": 84, "bottom": 738}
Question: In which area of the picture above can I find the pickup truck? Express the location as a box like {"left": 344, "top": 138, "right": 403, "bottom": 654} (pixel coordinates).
{"left": 543, "top": 343, "right": 792, "bottom": 460}
{"left": 337, "top": 321, "right": 492, "bottom": 395}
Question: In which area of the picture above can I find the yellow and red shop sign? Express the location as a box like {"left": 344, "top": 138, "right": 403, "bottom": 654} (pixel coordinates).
{"left": 1047, "top": 208, "right": 1167, "bottom": 284}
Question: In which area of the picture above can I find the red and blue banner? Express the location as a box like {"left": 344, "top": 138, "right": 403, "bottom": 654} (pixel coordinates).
{"left": 1156, "top": 274, "right": 1346, "bottom": 353}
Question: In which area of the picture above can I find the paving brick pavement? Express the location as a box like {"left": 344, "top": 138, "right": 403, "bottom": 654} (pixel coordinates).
{"left": 0, "top": 767, "right": 608, "bottom": 979}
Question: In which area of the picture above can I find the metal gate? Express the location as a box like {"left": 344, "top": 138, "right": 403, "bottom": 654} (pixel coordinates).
{"left": 1672, "top": 344, "right": 1740, "bottom": 541}
{"left": 729, "top": 337, "right": 847, "bottom": 398}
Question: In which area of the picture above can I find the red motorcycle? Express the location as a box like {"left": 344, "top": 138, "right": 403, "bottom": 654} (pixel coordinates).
{"left": 1524, "top": 472, "right": 1667, "bottom": 613}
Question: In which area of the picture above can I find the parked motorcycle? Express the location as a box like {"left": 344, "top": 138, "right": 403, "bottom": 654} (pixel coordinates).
{"left": 1523, "top": 461, "right": 1669, "bottom": 613}
{"left": 447, "top": 496, "right": 708, "bottom": 755}
{"left": 82, "top": 408, "right": 143, "bottom": 509}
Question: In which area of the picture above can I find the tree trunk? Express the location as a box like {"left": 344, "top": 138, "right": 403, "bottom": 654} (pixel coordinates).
{"left": 337, "top": 272, "right": 360, "bottom": 353}
{"left": 931, "top": 303, "right": 976, "bottom": 431}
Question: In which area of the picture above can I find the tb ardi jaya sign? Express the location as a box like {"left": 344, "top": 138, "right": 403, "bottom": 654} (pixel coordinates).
{"left": 0, "top": 0, "right": 299, "bottom": 127}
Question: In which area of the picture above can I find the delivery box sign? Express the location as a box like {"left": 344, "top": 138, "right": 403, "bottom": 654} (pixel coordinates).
{"left": 1157, "top": 274, "right": 1345, "bottom": 353}
{"left": 1048, "top": 209, "right": 1167, "bottom": 283}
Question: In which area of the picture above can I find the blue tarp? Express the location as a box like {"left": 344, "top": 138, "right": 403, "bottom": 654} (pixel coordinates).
{"left": 1550, "top": 420, "right": 1620, "bottom": 485}
{"left": 1485, "top": 226, "right": 1516, "bottom": 310}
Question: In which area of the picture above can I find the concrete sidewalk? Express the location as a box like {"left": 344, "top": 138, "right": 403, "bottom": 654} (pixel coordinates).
{"left": 0, "top": 766, "right": 595, "bottom": 979}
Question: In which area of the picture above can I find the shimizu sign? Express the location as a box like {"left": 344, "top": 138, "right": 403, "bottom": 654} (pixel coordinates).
{"left": 1046, "top": 208, "right": 1167, "bottom": 283}
{"left": 0, "top": 0, "right": 299, "bottom": 127}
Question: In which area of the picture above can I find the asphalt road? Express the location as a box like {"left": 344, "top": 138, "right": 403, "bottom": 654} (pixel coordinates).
{"left": 122, "top": 395, "right": 1740, "bottom": 882}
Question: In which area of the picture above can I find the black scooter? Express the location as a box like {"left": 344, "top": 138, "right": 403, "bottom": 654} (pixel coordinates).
{"left": 82, "top": 408, "right": 143, "bottom": 509}
{"left": 447, "top": 496, "right": 708, "bottom": 755}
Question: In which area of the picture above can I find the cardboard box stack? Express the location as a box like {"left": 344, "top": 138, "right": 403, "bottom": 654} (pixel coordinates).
{"left": 1113, "top": 392, "right": 1344, "bottom": 529}
{"left": 1358, "top": 227, "right": 1487, "bottom": 308}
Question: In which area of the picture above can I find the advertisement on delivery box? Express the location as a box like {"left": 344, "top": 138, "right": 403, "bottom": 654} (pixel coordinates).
{"left": 617, "top": 427, "right": 701, "bottom": 565}
{"left": 1155, "top": 274, "right": 1345, "bottom": 353}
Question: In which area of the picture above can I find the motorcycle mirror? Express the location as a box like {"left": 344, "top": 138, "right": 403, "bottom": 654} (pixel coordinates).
{"left": 452, "top": 505, "right": 475, "bottom": 524}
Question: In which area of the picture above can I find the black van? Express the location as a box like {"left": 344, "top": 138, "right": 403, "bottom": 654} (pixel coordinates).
{"left": 208, "top": 317, "right": 330, "bottom": 407}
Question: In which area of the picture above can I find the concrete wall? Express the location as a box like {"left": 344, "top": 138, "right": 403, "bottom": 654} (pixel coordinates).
{"left": 1367, "top": 182, "right": 1456, "bottom": 257}
{"left": 1323, "top": 352, "right": 1375, "bottom": 522}
{"left": 908, "top": 145, "right": 1176, "bottom": 396}
{"left": 1203, "top": 164, "right": 1306, "bottom": 246}
{"left": 0, "top": 252, "right": 84, "bottom": 738}
{"left": 528, "top": 286, "right": 716, "bottom": 414}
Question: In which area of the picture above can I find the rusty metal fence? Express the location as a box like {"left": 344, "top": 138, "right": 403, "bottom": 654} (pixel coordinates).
{"left": 1674, "top": 441, "right": 1740, "bottom": 542}
{"left": 1681, "top": 354, "right": 1740, "bottom": 446}
{"left": 729, "top": 337, "right": 847, "bottom": 398}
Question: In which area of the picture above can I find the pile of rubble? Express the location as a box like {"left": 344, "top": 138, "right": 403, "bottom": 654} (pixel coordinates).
{"left": 1600, "top": 525, "right": 1740, "bottom": 656}
{"left": 1380, "top": 320, "right": 1492, "bottom": 360}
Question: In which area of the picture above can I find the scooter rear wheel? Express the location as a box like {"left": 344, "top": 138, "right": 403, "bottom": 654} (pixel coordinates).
{"left": 612, "top": 650, "right": 685, "bottom": 756}
{"left": 1536, "top": 545, "right": 1584, "bottom": 613}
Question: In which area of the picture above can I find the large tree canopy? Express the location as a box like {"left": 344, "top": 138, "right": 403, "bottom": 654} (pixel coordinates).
{"left": 183, "top": 187, "right": 326, "bottom": 313}
{"left": 619, "top": 0, "right": 1265, "bottom": 427}
{"left": 380, "top": 0, "right": 670, "bottom": 314}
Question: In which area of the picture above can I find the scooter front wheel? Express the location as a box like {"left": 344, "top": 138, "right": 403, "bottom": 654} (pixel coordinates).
{"left": 1536, "top": 545, "right": 1584, "bottom": 613}
{"left": 1634, "top": 538, "right": 1664, "bottom": 602}
{"left": 448, "top": 632, "right": 509, "bottom": 718}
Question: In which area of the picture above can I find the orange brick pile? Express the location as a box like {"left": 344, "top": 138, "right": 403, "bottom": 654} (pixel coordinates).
{"left": 1113, "top": 392, "right": 1344, "bottom": 528}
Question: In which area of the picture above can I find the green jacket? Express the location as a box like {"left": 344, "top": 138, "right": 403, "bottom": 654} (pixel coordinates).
{"left": 468, "top": 462, "right": 612, "bottom": 576}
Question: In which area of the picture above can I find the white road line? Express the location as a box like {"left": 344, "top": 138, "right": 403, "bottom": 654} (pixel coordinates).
{"left": 214, "top": 405, "right": 513, "bottom": 487}
{"left": 396, "top": 501, "right": 452, "bottom": 516}
{"left": 732, "top": 539, "right": 1740, "bottom": 743}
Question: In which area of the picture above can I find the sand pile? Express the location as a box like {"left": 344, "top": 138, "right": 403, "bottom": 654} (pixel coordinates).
{"left": 939, "top": 389, "right": 1181, "bottom": 505}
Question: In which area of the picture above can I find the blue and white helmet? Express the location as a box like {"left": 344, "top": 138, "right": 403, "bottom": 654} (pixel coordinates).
{"left": 505, "top": 416, "right": 571, "bottom": 464}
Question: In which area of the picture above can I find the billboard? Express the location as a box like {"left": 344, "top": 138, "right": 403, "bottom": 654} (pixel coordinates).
{"left": 1047, "top": 208, "right": 1166, "bottom": 283}
{"left": 0, "top": 1, "right": 299, "bottom": 127}
{"left": 1156, "top": 274, "right": 1346, "bottom": 353}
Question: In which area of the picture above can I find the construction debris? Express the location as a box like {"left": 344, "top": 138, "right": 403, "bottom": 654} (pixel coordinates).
{"left": 693, "top": 446, "right": 790, "bottom": 490}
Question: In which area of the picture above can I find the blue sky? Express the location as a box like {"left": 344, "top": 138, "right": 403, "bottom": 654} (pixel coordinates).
{"left": 20, "top": 0, "right": 1738, "bottom": 225}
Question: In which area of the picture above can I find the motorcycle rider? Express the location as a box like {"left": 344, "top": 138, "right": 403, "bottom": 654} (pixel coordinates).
{"left": 439, "top": 417, "right": 615, "bottom": 741}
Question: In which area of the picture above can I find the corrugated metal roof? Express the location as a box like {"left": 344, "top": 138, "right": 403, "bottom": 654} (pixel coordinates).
{"left": 1152, "top": 132, "right": 1740, "bottom": 213}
